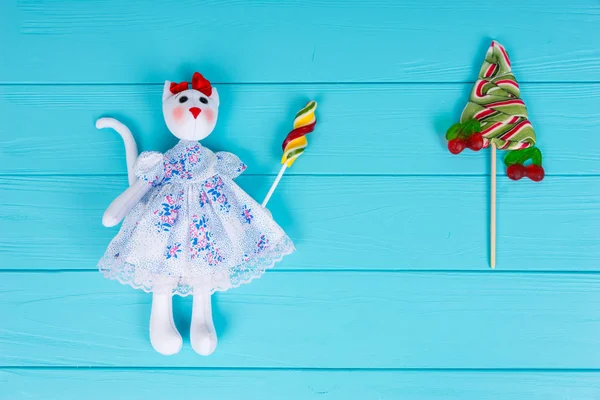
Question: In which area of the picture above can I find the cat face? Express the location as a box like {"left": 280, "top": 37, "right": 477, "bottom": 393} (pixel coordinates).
{"left": 162, "top": 73, "right": 220, "bottom": 141}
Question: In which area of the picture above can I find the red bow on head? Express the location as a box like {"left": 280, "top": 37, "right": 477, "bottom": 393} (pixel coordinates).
{"left": 169, "top": 72, "right": 213, "bottom": 96}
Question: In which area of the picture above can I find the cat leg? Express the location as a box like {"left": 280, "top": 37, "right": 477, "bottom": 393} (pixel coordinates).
{"left": 190, "top": 290, "right": 218, "bottom": 356}
{"left": 149, "top": 292, "right": 182, "bottom": 355}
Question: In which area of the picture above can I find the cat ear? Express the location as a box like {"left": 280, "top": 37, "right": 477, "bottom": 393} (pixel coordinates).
{"left": 210, "top": 87, "right": 219, "bottom": 106}
{"left": 163, "top": 81, "right": 173, "bottom": 101}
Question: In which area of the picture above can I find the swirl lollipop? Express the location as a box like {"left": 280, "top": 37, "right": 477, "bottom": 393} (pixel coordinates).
{"left": 446, "top": 41, "right": 544, "bottom": 180}
{"left": 445, "top": 41, "right": 544, "bottom": 268}
{"left": 262, "top": 101, "right": 318, "bottom": 207}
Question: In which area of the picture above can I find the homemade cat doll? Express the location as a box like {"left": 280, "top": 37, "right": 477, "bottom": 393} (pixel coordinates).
{"left": 96, "top": 72, "right": 295, "bottom": 356}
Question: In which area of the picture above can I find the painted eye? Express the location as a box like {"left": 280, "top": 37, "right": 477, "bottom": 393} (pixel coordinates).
{"left": 179, "top": 96, "right": 188, "bottom": 103}
{"left": 199, "top": 97, "right": 208, "bottom": 104}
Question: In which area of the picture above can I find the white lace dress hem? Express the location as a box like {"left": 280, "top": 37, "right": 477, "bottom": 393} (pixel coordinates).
{"left": 99, "top": 235, "right": 295, "bottom": 296}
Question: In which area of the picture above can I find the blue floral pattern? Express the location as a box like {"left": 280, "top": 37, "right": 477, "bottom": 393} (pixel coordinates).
{"left": 201, "top": 176, "right": 230, "bottom": 212}
{"left": 154, "top": 190, "right": 184, "bottom": 232}
{"left": 100, "top": 140, "right": 295, "bottom": 296}
{"left": 163, "top": 144, "right": 201, "bottom": 183}
{"left": 165, "top": 242, "right": 182, "bottom": 259}
{"left": 256, "top": 234, "right": 269, "bottom": 253}
{"left": 241, "top": 234, "right": 270, "bottom": 263}
{"left": 189, "top": 214, "right": 224, "bottom": 267}
{"left": 241, "top": 204, "right": 254, "bottom": 224}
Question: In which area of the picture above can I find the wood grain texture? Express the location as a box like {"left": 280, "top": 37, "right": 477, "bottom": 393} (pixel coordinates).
{"left": 2, "top": 369, "right": 600, "bottom": 400}
{"left": 1, "top": 271, "right": 600, "bottom": 368}
{"left": 1, "top": 175, "right": 598, "bottom": 271}
{"left": 2, "top": 0, "right": 599, "bottom": 83}
{"left": 1, "top": 84, "right": 599, "bottom": 176}
{"left": 2, "top": 0, "right": 600, "bottom": 395}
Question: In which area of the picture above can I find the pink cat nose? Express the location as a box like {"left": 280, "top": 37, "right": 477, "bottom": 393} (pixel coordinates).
{"left": 189, "top": 107, "right": 201, "bottom": 119}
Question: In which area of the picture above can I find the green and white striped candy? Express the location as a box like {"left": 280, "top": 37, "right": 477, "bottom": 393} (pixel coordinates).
{"left": 460, "top": 41, "right": 536, "bottom": 151}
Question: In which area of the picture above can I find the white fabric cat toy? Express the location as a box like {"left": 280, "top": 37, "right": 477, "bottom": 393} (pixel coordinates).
{"left": 96, "top": 72, "right": 295, "bottom": 356}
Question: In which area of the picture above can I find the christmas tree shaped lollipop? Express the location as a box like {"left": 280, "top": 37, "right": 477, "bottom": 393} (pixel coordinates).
{"left": 445, "top": 41, "right": 544, "bottom": 268}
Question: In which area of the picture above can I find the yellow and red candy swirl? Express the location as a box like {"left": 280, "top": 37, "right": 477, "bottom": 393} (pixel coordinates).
{"left": 281, "top": 101, "right": 317, "bottom": 167}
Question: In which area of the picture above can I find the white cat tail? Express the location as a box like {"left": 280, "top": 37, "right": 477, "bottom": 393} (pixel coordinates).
{"left": 96, "top": 117, "right": 139, "bottom": 186}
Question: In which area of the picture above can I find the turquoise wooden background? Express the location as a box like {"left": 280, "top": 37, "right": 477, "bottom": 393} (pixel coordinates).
{"left": 1, "top": 0, "right": 599, "bottom": 398}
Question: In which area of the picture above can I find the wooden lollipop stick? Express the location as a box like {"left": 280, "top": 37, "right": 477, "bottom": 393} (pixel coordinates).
{"left": 490, "top": 143, "right": 497, "bottom": 269}
{"left": 261, "top": 164, "right": 287, "bottom": 208}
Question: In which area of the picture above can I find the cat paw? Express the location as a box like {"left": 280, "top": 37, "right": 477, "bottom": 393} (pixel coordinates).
{"left": 150, "top": 322, "right": 182, "bottom": 356}
{"left": 190, "top": 323, "right": 217, "bottom": 356}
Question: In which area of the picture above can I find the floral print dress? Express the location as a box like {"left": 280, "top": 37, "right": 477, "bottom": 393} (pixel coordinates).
{"left": 98, "top": 140, "right": 295, "bottom": 296}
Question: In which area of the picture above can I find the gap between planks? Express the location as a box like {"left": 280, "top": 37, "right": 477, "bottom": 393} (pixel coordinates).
{"left": 1, "top": 81, "right": 599, "bottom": 87}
{"left": 2, "top": 173, "right": 600, "bottom": 178}
{"left": 3, "top": 366, "right": 600, "bottom": 372}
{"left": 3, "top": 269, "right": 600, "bottom": 275}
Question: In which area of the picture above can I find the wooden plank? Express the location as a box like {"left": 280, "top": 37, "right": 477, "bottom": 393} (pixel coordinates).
{"left": 2, "top": 369, "right": 600, "bottom": 400}
{"left": 1, "top": 83, "right": 599, "bottom": 175}
{"left": 1, "top": 271, "right": 600, "bottom": 367}
{"left": 1, "top": 175, "right": 598, "bottom": 271}
{"left": 2, "top": 0, "right": 599, "bottom": 83}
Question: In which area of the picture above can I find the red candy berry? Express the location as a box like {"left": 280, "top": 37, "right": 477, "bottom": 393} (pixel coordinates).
{"left": 507, "top": 164, "right": 526, "bottom": 181}
{"left": 448, "top": 138, "right": 466, "bottom": 154}
{"left": 466, "top": 133, "right": 484, "bottom": 151}
{"left": 526, "top": 164, "right": 545, "bottom": 182}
